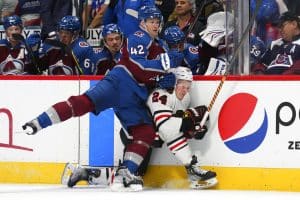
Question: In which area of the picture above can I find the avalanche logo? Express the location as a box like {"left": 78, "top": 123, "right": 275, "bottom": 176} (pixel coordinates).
{"left": 218, "top": 93, "right": 268, "bottom": 153}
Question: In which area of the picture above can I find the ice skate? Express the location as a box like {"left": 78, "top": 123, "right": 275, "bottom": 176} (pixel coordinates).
{"left": 61, "top": 163, "right": 101, "bottom": 188}
{"left": 185, "top": 155, "right": 218, "bottom": 189}
{"left": 110, "top": 166, "right": 143, "bottom": 192}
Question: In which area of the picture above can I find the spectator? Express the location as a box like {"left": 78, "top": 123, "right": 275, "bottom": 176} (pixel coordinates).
{"left": 39, "top": 0, "right": 72, "bottom": 41}
{"left": 1, "top": 0, "right": 17, "bottom": 22}
{"left": 94, "top": 23, "right": 122, "bottom": 75}
{"left": 82, "top": 0, "right": 110, "bottom": 29}
{"left": 155, "top": 0, "right": 175, "bottom": 23}
{"left": 15, "top": 0, "right": 41, "bottom": 27}
{"left": 252, "top": 11, "right": 300, "bottom": 74}
{"left": 161, "top": 0, "right": 203, "bottom": 46}
{"left": 195, "top": 0, "right": 224, "bottom": 29}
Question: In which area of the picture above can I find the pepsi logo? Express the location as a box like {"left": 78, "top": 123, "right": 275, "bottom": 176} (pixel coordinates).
{"left": 218, "top": 93, "right": 268, "bottom": 153}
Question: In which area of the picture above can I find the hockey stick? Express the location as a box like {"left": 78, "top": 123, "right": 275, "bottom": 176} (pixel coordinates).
{"left": 199, "top": 0, "right": 263, "bottom": 127}
{"left": 12, "top": 33, "right": 41, "bottom": 74}
{"left": 44, "top": 39, "right": 83, "bottom": 75}
{"left": 185, "top": 0, "right": 215, "bottom": 40}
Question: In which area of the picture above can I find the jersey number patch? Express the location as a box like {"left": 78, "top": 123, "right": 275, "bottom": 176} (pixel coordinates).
{"left": 152, "top": 92, "right": 167, "bottom": 105}
{"left": 130, "top": 45, "right": 144, "bottom": 55}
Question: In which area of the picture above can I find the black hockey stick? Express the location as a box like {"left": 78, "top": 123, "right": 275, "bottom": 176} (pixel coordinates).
{"left": 12, "top": 33, "right": 41, "bottom": 74}
{"left": 199, "top": 0, "right": 263, "bottom": 127}
{"left": 44, "top": 39, "right": 83, "bottom": 75}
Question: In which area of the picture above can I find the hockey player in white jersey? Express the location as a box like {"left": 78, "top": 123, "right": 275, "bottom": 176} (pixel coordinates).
{"left": 147, "top": 66, "right": 218, "bottom": 189}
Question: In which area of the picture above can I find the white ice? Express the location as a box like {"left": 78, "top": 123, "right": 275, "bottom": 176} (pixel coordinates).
{"left": 0, "top": 184, "right": 299, "bottom": 200}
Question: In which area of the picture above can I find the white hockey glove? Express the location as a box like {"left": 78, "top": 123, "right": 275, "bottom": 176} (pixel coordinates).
{"left": 204, "top": 57, "right": 227, "bottom": 75}
{"left": 199, "top": 29, "right": 226, "bottom": 48}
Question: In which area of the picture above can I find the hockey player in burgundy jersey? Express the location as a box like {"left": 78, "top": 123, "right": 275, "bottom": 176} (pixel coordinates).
{"left": 163, "top": 25, "right": 201, "bottom": 74}
{"left": 22, "top": 5, "right": 183, "bottom": 191}
{"left": 252, "top": 11, "right": 300, "bottom": 75}
{"left": 39, "top": 15, "right": 97, "bottom": 75}
{"left": 147, "top": 66, "right": 217, "bottom": 189}
{"left": 0, "top": 15, "right": 28, "bottom": 75}
{"left": 94, "top": 23, "right": 122, "bottom": 75}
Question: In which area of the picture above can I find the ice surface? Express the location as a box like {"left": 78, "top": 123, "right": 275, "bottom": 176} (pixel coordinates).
{"left": 0, "top": 184, "right": 299, "bottom": 200}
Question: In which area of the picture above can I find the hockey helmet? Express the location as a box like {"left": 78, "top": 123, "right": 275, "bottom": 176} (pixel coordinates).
{"left": 58, "top": 15, "right": 81, "bottom": 33}
{"left": 101, "top": 23, "right": 123, "bottom": 38}
{"left": 171, "top": 66, "right": 193, "bottom": 82}
{"left": 138, "top": 5, "right": 162, "bottom": 22}
{"left": 251, "top": 0, "right": 279, "bottom": 23}
{"left": 3, "top": 15, "right": 23, "bottom": 30}
{"left": 163, "top": 26, "right": 185, "bottom": 45}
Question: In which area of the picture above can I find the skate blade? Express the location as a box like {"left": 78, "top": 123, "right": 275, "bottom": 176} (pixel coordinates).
{"left": 110, "top": 182, "right": 143, "bottom": 192}
{"left": 61, "top": 163, "right": 78, "bottom": 185}
{"left": 190, "top": 177, "right": 218, "bottom": 189}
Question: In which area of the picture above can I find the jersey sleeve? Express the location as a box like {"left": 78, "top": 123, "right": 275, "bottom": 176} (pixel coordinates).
{"left": 72, "top": 39, "right": 97, "bottom": 75}
{"left": 127, "top": 32, "right": 165, "bottom": 72}
{"left": 183, "top": 44, "right": 200, "bottom": 73}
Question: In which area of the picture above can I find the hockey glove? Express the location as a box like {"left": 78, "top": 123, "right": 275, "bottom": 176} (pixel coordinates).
{"left": 184, "top": 105, "right": 209, "bottom": 123}
{"left": 181, "top": 117, "right": 208, "bottom": 139}
{"left": 156, "top": 72, "right": 176, "bottom": 90}
{"left": 193, "top": 125, "right": 208, "bottom": 140}
{"left": 22, "top": 119, "right": 42, "bottom": 135}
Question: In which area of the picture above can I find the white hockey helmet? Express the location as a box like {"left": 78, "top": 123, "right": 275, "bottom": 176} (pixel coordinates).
{"left": 171, "top": 66, "right": 193, "bottom": 82}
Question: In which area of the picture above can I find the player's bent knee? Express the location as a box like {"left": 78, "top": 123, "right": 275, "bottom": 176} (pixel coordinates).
{"left": 68, "top": 95, "right": 95, "bottom": 117}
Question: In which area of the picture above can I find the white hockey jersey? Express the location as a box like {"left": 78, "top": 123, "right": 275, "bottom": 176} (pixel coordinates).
{"left": 147, "top": 88, "right": 190, "bottom": 142}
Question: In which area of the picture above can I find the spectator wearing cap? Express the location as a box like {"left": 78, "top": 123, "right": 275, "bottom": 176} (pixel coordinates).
{"left": 252, "top": 11, "right": 300, "bottom": 74}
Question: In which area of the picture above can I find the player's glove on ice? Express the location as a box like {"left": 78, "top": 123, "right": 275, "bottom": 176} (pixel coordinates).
{"left": 22, "top": 119, "right": 42, "bottom": 135}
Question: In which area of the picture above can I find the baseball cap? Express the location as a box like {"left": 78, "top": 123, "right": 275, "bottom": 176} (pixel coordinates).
{"left": 275, "top": 11, "right": 300, "bottom": 27}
